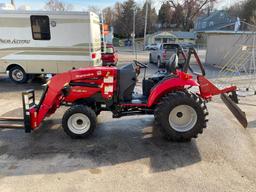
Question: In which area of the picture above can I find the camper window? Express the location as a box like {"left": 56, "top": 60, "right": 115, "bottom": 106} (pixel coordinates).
{"left": 31, "top": 16, "right": 51, "bottom": 40}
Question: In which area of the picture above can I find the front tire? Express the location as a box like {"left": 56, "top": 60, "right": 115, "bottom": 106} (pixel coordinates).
{"left": 62, "top": 105, "right": 96, "bottom": 139}
{"left": 9, "top": 66, "right": 28, "bottom": 83}
{"left": 154, "top": 91, "right": 208, "bottom": 142}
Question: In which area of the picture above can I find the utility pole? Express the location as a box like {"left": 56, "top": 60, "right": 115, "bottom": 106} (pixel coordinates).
{"left": 132, "top": 7, "right": 136, "bottom": 57}
{"left": 11, "top": 0, "right": 16, "bottom": 9}
{"left": 143, "top": 0, "right": 149, "bottom": 50}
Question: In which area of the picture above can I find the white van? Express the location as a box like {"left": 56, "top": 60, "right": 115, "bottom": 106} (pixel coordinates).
{"left": 0, "top": 10, "right": 102, "bottom": 83}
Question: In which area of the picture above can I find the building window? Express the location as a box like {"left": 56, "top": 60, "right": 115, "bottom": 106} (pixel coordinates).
{"left": 155, "top": 38, "right": 161, "bottom": 43}
{"left": 202, "top": 21, "right": 207, "bottom": 29}
{"left": 30, "top": 15, "right": 51, "bottom": 40}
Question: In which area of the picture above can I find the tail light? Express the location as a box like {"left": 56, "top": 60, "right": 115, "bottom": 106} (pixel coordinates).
{"left": 91, "top": 53, "right": 96, "bottom": 59}
{"left": 162, "top": 49, "right": 167, "bottom": 59}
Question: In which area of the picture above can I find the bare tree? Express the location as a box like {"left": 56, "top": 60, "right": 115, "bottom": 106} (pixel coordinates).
{"left": 242, "top": 0, "right": 256, "bottom": 25}
{"left": 167, "top": 0, "right": 216, "bottom": 31}
{"left": 44, "top": 0, "right": 73, "bottom": 11}
{"left": 87, "top": 6, "right": 101, "bottom": 15}
{"left": 103, "top": 7, "right": 115, "bottom": 25}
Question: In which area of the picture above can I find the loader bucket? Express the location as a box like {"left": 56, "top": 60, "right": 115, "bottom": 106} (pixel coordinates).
{"left": 221, "top": 93, "right": 248, "bottom": 128}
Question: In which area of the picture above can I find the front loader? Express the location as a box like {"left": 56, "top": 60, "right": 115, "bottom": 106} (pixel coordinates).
{"left": 0, "top": 48, "right": 248, "bottom": 141}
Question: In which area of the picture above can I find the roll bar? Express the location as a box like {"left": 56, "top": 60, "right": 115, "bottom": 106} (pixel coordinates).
{"left": 182, "top": 48, "right": 206, "bottom": 76}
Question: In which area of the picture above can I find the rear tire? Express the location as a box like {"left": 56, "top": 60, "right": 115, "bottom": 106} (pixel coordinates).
{"left": 62, "top": 105, "right": 96, "bottom": 139}
{"left": 154, "top": 91, "right": 208, "bottom": 142}
{"left": 149, "top": 54, "right": 153, "bottom": 63}
{"left": 9, "top": 66, "right": 28, "bottom": 84}
{"left": 157, "top": 57, "right": 162, "bottom": 68}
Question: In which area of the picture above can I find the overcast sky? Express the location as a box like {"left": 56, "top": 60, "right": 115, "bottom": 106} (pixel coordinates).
{"left": 1, "top": 0, "right": 246, "bottom": 11}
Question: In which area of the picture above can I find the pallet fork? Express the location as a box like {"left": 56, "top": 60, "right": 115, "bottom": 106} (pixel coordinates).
{"left": 0, "top": 90, "right": 35, "bottom": 131}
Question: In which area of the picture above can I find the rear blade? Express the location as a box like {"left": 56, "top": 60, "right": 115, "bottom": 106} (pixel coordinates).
{"left": 221, "top": 94, "right": 248, "bottom": 128}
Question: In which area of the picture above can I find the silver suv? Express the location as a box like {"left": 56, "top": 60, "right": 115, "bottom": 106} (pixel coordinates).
{"left": 149, "top": 43, "right": 179, "bottom": 68}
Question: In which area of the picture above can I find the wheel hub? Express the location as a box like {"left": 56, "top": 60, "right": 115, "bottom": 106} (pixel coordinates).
{"left": 12, "top": 69, "right": 24, "bottom": 81}
{"left": 176, "top": 112, "right": 183, "bottom": 118}
{"left": 67, "top": 113, "right": 91, "bottom": 134}
{"left": 169, "top": 105, "right": 198, "bottom": 132}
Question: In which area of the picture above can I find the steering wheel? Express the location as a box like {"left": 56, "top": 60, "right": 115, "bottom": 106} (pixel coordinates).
{"left": 133, "top": 60, "right": 148, "bottom": 68}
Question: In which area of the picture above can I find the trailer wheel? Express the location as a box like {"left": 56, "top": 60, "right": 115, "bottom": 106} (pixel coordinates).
{"left": 154, "top": 91, "right": 208, "bottom": 142}
{"left": 62, "top": 105, "right": 96, "bottom": 139}
{"left": 9, "top": 66, "right": 28, "bottom": 83}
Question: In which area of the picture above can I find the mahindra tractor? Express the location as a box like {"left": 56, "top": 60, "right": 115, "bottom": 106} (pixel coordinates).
{"left": 0, "top": 48, "right": 248, "bottom": 141}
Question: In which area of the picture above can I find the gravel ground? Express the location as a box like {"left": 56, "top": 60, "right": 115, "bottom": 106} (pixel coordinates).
{"left": 0, "top": 48, "right": 256, "bottom": 192}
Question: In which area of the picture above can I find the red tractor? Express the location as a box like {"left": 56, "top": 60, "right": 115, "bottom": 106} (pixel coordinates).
{"left": 0, "top": 48, "right": 247, "bottom": 141}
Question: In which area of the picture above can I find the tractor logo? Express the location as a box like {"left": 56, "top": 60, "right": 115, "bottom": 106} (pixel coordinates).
{"left": 76, "top": 73, "right": 94, "bottom": 78}
{"left": 97, "top": 71, "right": 102, "bottom": 76}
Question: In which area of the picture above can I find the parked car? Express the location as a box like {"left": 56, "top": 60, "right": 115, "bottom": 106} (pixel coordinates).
{"left": 149, "top": 43, "right": 181, "bottom": 68}
{"left": 144, "top": 43, "right": 157, "bottom": 50}
{"left": 102, "top": 44, "right": 118, "bottom": 66}
{"left": 179, "top": 42, "right": 196, "bottom": 54}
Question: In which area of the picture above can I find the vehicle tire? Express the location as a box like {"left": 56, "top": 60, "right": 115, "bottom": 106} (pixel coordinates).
{"left": 157, "top": 57, "right": 162, "bottom": 68}
{"left": 154, "top": 91, "right": 208, "bottom": 142}
{"left": 149, "top": 54, "right": 153, "bottom": 63}
{"left": 9, "top": 66, "right": 28, "bottom": 83}
{"left": 62, "top": 105, "right": 96, "bottom": 139}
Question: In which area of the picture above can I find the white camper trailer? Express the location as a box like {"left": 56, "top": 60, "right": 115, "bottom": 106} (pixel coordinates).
{"left": 0, "top": 11, "right": 102, "bottom": 83}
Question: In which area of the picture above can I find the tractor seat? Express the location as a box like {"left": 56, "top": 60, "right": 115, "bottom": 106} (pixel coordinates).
{"left": 148, "top": 54, "right": 178, "bottom": 83}
{"left": 118, "top": 63, "right": 137, "bottom": 102}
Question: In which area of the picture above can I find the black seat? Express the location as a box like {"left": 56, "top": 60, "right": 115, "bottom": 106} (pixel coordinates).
{"left": 118, "top": 64, "right": 136, "bottom": 102}
{"left": 143, "top": 55, "right": 178, "bottom": 97}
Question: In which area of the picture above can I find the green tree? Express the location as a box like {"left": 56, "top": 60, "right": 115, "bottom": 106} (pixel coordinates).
{"left": 143, "top": 1, "right": 158, "bottom": 34}
{"left": 103, "top": 0, "right": 157, "bottom": 38}
{"left": 113, "top": 0, "right": 145, "bottom": 38}
{"left": 113, "top": 0, "right": 136, "bottom": 38}
{"left": 158, "top": 2, "right": 172, "bottom": 29}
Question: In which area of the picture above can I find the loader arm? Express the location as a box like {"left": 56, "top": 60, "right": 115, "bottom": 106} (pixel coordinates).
{"left": 28, "top": 67, "right": 117, "bottom": 131}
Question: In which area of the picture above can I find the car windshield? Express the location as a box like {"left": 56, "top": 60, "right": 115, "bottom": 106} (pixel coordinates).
{"left": 163, "top": 44, "right": 178, "bottom": 50}
{"left": 106, "top": 47, "right": 114, "bottom": 54}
